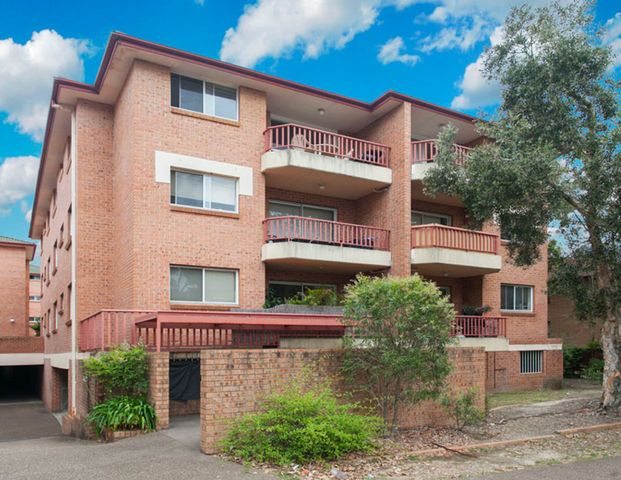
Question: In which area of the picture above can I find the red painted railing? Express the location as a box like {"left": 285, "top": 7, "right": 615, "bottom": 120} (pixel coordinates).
{"left": 452, "top": 316, "right": 506, "bottom": 338}
{"left": 79, "top": 310, "right": 345, "bottom": 352}
{"left": 79, "top": 310, "right": 155, "bottom": 352}
{"left": 264, "top": 216, "right": 390, "bottom": 251}
{"left": 411, "top": 139, "right": 471, "bottom": 165}
{"left": 265, "top": 123, "right": 390, "bottom": 167}
{"left": 411, "top": 224, "right": 500, "bottom": 255}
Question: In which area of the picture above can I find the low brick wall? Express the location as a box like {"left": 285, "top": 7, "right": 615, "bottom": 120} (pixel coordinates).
{"left": 0, "top": 336, "right": 43, "bottom": 353}
{"left": 200, "top": 347, "right": 486, "bottom": 454}
{"left": 486, "top": 350, "right": 563, "bottom": 392}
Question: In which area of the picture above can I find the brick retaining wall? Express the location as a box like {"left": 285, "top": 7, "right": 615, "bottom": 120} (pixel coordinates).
{"left": 199, "top": 347, "right": 486, "bottom": 454}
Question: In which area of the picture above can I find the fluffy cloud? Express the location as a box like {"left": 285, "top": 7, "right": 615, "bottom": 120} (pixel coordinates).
{"left": 450, "top": 26, "right": 503, "bottom": 110}
{"left": 0, "top": 156, "right": 39, "bottom": 216}
{"left": 0, "top": 30, "right": 91, "bottom": 141}
{"left": 378, "top": 37, "right": 420, "bottom": 65}
{"left": 603, "top": 13, "right": 621, "bottom": 69}
{"left": 220, "top": 0, "right": 416, "bottom": 67}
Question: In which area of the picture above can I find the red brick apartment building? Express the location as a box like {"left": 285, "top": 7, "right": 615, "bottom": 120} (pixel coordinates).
{"left": 0, "top": 237, "right": 43, "bottom": 400}
{"left": 29, "top": 33, "right": 561, "bottom": 425}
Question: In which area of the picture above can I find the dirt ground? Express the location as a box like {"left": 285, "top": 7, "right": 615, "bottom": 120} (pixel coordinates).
{"left": 252, "top": 384, "right": 621, "bottom": 480}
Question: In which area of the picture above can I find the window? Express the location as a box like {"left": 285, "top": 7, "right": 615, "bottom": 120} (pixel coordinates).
{"left": 59, "top": 224, "right": 64, "bottom": 248}
{"left": 66, "top": 206, "right": 72, "bottom": 246}
{"left": 53, "top": 241, "right": 58, "bottom": 271}
{"left": 29, "top": 274, "right": 40, "bottom": 281}
{"left": 171, "top": 73, "right": 238, "bottom": 121}
{"left": 501, "top": 284, "right": 533, "bottom": 312}
{"left": 66, "top": 284, "right": 72, "bottom": 322}
{"left": 268, "top": 282, "right": 336, "bottom": 303}
{"left": 170, "top": 266, "right": 238, "bottom": 304}
{"left": 46, "top": 258, "right": 51, "bottom": 284}
{"left": 171, "top": 170, "right": 238, "bottom": 213}
{"left": 29, "top": 317, "right": 40, "bottom": 324}
{"left": 411, "top": 210, "right": 452, "bottom": 226}
{"left": 29, "top": 295, "right": 42, "bottom": 301}
{"left": 268, "top": 200, "right": 336, "bottom": 220}
{"left": 520, "top": 351, "right": 543, "bottom": 374}
{"left": 59, "top": 293, "right": 64, "bottom": 315}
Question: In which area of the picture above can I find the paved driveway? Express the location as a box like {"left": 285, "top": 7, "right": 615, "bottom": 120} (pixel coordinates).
{"left": 0, "top": 404, "right": 276, "bottom": 480}
{"left": 0, "top": 401, "right": 61, "bottom": 442}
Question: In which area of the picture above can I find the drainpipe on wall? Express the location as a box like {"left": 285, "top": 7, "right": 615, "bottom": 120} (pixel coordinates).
{"left": 69, "top": 107, "right": 78, "bottom": 416}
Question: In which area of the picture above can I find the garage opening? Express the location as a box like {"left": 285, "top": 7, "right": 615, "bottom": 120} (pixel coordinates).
{"left": 0, "top": 365, "right": 42, "bottom": 402}
{"left": 169, "top": 353, "right": 200, "bottom": 416}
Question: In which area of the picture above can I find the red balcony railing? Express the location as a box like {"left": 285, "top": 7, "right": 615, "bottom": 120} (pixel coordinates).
{"left": 452, "top": 316, "right": 506, "bottom": 337}
{"left": 264, "top": 216, "right": 390, "bottom": 251}
{"left": 411, "top": 224, "right": 500, "bottom": 255}
{"left": 80, "top": 310, "right": 155, "bottom": 352}
{"left": 411, "top": 139, "right": 471, "bottom": 165}
{"left": 265, "top": 123, "right": 390, "bottom": 167}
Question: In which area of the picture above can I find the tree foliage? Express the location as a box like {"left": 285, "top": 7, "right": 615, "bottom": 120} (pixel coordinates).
{"left": 341, "top": 274, "right": 454, "bottom": 432}
{"left": 425, "top": 0, "right": 621, "bottom": 410}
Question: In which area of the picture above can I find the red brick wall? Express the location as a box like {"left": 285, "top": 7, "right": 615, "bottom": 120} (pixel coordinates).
{"left": 0, "top": 245, "right": 30, "bottom": 337}
{"left": 149, "top": 351, "right": 170, "bottom": 429}
{"left": 199, "top": 347, "right": 486, "bottom": 454}
{"left": 0, "top": 336, "right": 43, "bottom": 353}
{"left": 486, "top": 349, "right": 563, "bottom": 392}
{"left": 549, "top": 294, "right": 602, "bottom": 347}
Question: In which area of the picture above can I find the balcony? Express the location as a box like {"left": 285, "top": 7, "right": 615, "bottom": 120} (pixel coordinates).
{"left": 452, "top": 316, "right": 506, "bottom": 338}
{"left": 411, "top": 224, "right": 501, "bottom": 277}
{"left": 262, "top": 216, "right": 391, "bottom": 273}
{"left": 262, "top": 124, "right": 392, "bottom": 199}
{"left": 411, "top": 139, "right": 471, "bottom": 181}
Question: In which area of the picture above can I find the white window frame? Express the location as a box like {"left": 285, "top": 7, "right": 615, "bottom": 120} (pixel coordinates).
{"left": 29, "top": 295, "right": 42, "bottom": 301}
{"left": 411, "top": 210, "right": 452, "bottom": 226}
{"left": 170, "top": 266, "right": 238, "bottom": 306}
{"left": 520, "top": 350, "right": 543, "bottom": 374}
{"left": 170, "top": 169, "right": 239, "bottom": 214}
{"left": 267, "top": 200, "right": 337, "bottom": 220}
{"left": 501, "top": 284, "right": 534, "bottom": 313}
{"left": 174, "top": 74, "right": 239, "bottom": 121}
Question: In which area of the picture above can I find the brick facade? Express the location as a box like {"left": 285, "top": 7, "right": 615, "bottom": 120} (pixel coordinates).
{"left": 549, "top": 294, "right": 602, "bottom": 347}
{"left": 148, "top": 351, "right": 170, "bottom": 429}
{"left": 0, "top": 242, "right": 33, "bottom": 337}
{"left": 486, "top": 350, "right": 563, "bottom": 392}
{"left": 199, "top": 347, "right": 486, "bottom": 454}
{"left": 30, "top": 34, "right": 562, "bottom": 420}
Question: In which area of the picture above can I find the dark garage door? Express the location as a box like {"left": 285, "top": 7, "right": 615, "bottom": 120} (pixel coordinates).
{"left": 0, "top": 365, "right": 42, "bottom": 402}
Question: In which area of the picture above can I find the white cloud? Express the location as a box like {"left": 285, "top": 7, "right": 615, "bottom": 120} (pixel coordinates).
{"left": 0, "top": 30, "right": 91, "bottom": 141}
{"left": 0, "top": 156, "right": 39, "bottom": 216}
{"left": 420, "top": 15, "right": 490, "bottom": 52}
{"left": 220, "top": 0, "right": 415, "bottom": 67}
{"left": 603, "top": 13, "right": 621, "bottom": 69}
{"left": 378, "top": 37, "right": 420, "bottom": 65}
{"left": 451, "top": 26, "right": 503, "bottom": 110}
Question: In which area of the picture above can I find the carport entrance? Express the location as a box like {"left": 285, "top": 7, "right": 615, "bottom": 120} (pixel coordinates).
{"left": 0, "top": 365, "right": 42, "bottom": 402}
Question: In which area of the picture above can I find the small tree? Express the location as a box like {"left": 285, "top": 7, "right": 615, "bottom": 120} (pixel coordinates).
{"left": 342, "top": 274, "right": 455, "bottom": 433}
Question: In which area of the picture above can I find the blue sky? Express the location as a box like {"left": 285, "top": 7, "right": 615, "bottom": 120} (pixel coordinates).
{"left": 0, "top": 0, "right": 619, "bottom": 249}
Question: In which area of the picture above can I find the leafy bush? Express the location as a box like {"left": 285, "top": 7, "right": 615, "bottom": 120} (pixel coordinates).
{"left": 342, "top": 274, "right": 454, "bottom": 432}
{"left": 87, "top": 396, "right": 156, "bottom": 437}
{"left": 581, "top": 358, "right": 604, "bottom": 381}
{"left": 222, "top": 382, "right": 380, "bottom": 465}
{"left": 461, "top": 305, "right": 492, "bottom": 316}
{"left": 440, "top": 389, "right": 484, "bottom": 430}
{"left": 263, "top": 288, "right": 284, "bottom": 309}
{"left": 83, "top": 344, "right": 149, "bottom": 398}
{"left": 286, "top": 288, "right": 341, "bottom": 306}
{"left": 563, "top": 345, "right": 602, "bottom": 379}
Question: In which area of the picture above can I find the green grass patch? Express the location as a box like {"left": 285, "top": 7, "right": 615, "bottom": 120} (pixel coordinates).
{"left": 487, "top": 389, "right": 572, "bottom": 409}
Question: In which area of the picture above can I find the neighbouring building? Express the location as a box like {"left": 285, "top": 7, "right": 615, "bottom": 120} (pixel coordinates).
{"left": 29, "top": 33, "right": 562, "bottom": 431}
{"left": 549, "top": 293, "right": 602, "bottom": 348}
{"left": 29, "top": 264, "right": 42, "bottom": 335}
{"left": 0, "top": 237, "right": 43, "bottom": 400}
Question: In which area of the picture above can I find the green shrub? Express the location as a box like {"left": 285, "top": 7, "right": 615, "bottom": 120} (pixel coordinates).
{"left": 83, "top": 344, "right": 149, "bottom": 398}
{"left": 581, "top": 358, "right": 604, "bottom": 381}
{"left": 222, "top": 382, "right": 380, "bottom": 465}
{"left": 440, "top": 389, "right": 484, "bottom": 430}
{"left": 87, "top": 396, "right": 156, "bottom": 437}
{"left": 563, "top": 345, "right": 603, "bottom": 379}
{"left": 286, "top": 288, "right": 341, "bottom": 306}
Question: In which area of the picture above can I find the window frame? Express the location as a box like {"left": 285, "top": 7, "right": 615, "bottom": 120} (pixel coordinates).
{"left": 170, "top": 265, "right": 239, "bottom": 306}
{"left": 170, "top": 169, "right": 239, "bottom": 214}
{"left": 520, "top": 350, "right": 543, "bottom": 374}
{"left": 411, "top": 210, "right": 452, "bottom": 226}
{"left": 172, "top": 73, "right": 239, "bottom": 122}
{"left": 501, "top": 284, "right": 534, "bottom": 313}
{"left": 267, "top": 200, "right": 337, "bottom": 221}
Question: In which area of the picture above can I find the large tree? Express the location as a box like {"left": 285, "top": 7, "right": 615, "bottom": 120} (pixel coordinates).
{"left": 425, "top": 1, "right": 621, "bottom": 411}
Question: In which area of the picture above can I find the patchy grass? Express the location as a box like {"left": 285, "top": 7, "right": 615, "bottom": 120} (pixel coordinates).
{"left": 487, "top": 389, "right": 574, "bottom": 409}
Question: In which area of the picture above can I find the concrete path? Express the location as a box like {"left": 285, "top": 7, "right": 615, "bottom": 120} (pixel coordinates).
{"left": 0, "top": 403, "right": 277, "bottom": 480}
{"left": 471, "top": 455, "right": 621, "bottom": 479}
{"left": 0, "top": 401, "right": 61, "bottom": 442}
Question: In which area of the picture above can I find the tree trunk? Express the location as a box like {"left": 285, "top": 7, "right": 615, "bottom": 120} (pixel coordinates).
{"left": 595, "top": 262, "right": 621, "bottom": 412}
